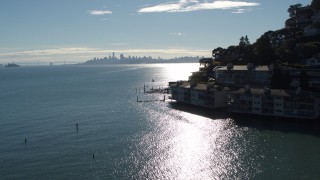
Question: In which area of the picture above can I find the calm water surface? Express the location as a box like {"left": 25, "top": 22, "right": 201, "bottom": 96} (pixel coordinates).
{"left": 0, "top": 64, "right": 319, "bottom": 179}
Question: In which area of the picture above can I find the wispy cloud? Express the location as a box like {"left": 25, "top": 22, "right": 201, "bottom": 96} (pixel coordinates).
{"left": 170, "top": 32, "right": 186, "bottom": 36}
{"left": 138, "top": 0, "right": 260, "bottom": 13}
{"left": 231, "top": 8, "right": 246, "bottom": 13}
{"left": 89, "top": 10, "right": 112, "bottom": 15}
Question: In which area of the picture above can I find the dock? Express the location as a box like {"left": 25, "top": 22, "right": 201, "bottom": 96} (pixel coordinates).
{"left": 135, "top": 84, "right": 169, "bottom": 103}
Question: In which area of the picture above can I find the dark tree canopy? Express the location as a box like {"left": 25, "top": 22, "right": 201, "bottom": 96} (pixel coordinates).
{"left": 244, "top": 35, "right": 250, "bottom": 45}
{"left": 311, "top": 0, "right": 320, "bottom": 10}
{"left": 271, "top": 67, "right": 291, "bottom": 89}
{"left": 288, "top": 3, "right": 303, "bottom": 17}
{"left": 239, "top": 36, "right": 246, "bottom": 47}
{"left": 299, "top": 42, "right": 320, "bottom": 59}
{"left": 239, "top": 35, "right": 250, "bottom": 47}
{"left": 253, "top": 33, "right": 276, "bottom": 65}
{"left": 300, "top": 70, "right": 309, "bottom": 90}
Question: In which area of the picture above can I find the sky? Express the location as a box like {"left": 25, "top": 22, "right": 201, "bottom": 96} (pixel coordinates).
{"left": 0, "top": 0, "right": 312, "bottom": 64}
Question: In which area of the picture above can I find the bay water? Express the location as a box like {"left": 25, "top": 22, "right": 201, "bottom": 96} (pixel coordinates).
{"left": 0, "top": 64, "right": 320, "bottom": 179}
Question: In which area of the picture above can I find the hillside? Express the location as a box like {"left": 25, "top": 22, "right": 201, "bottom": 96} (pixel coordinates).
{"left": 212, "top": 0, "right": 320, "bottom": 66}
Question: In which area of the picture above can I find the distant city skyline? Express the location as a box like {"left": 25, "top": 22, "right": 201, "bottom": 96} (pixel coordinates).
{"left": 90, "top": 52, "right": 203, "bottom": 60}
{"left": 104, "top": 51, "right": 205, "bottom": 60}
{"left": 0, "top": 0, "right": 312, "bottom": 64}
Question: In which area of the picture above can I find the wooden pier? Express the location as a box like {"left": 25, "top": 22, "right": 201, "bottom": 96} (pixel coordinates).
{"left": 135, "top": 84, "right": 170, "bottom": 103}
{"left": 136, "top": 84, "right": 170, "bottom": 94}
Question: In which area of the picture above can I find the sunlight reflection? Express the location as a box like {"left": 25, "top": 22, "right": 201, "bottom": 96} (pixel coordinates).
{"left": 161, "top": 63, "right": 199, "bottom": 82}
{"left": 133, "top": 106, "right": 245, "bottom": 179}
{"left": 166, "top": 112, "right": 224, "bottom": 179}
{"left": 169, "top": 119, "right": 211, "bottom": 179}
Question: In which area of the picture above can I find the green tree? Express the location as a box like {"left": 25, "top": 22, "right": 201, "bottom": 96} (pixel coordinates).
{"left": 288, "top": 4, "right": 302, "bottom": 17}
{"left": 300, "top": 70, "right": 309, "bottom": 90}
{"left": 239, "top": 36, "right": 246, "bottom": 47}
{"left": 275, "top": 47, "right": 297, "bottom": 63}
{"left": 284, "top": 38, "right": 297, "bottom": 50}
{"left": 299, "top": 42, "right": 320, "bottom": 59}
{"left": 275, "top": 47, "right": 286, "bottom": 61}
{"left": 212, "top": 47, "right": 225, "bottom": 61}
{"left": 271, "top": 67, "right": 291, "bottom": 89}
{"left": 239, "top": 35, "right": 250, "bottom": 48}
{"left": 311, "top": 0, "right": 320, "bottom": 10}
{"left": 241, "top": 46, "right": 258, "bottom": 65}
{"left": 253, "top": 33, "right": 276, "bottom": 65}
{"left": 244, "top": 35, "right": 250, "bottom": 45}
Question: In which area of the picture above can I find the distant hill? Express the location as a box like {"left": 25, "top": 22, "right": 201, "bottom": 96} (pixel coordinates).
{"left": 5, "top": 63, "right": 20, "bottom": 67}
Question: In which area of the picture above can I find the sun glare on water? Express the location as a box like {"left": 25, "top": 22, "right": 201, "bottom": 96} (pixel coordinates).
{"left": 161, "top": 63, "right": 199, "bottom": 81}
{"left": 130, "top": 103, "right": 247, "bottom": 179}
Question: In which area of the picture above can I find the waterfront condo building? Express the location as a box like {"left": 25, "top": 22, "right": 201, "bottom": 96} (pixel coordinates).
{"left": 214, "top": 64, "right": 273, "bottom": 88}
{"left": 169, "top": 81, "right": 227, "bottom": 109}
{"left": 227, "top": 88, "right": 320, "bottom": 119}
